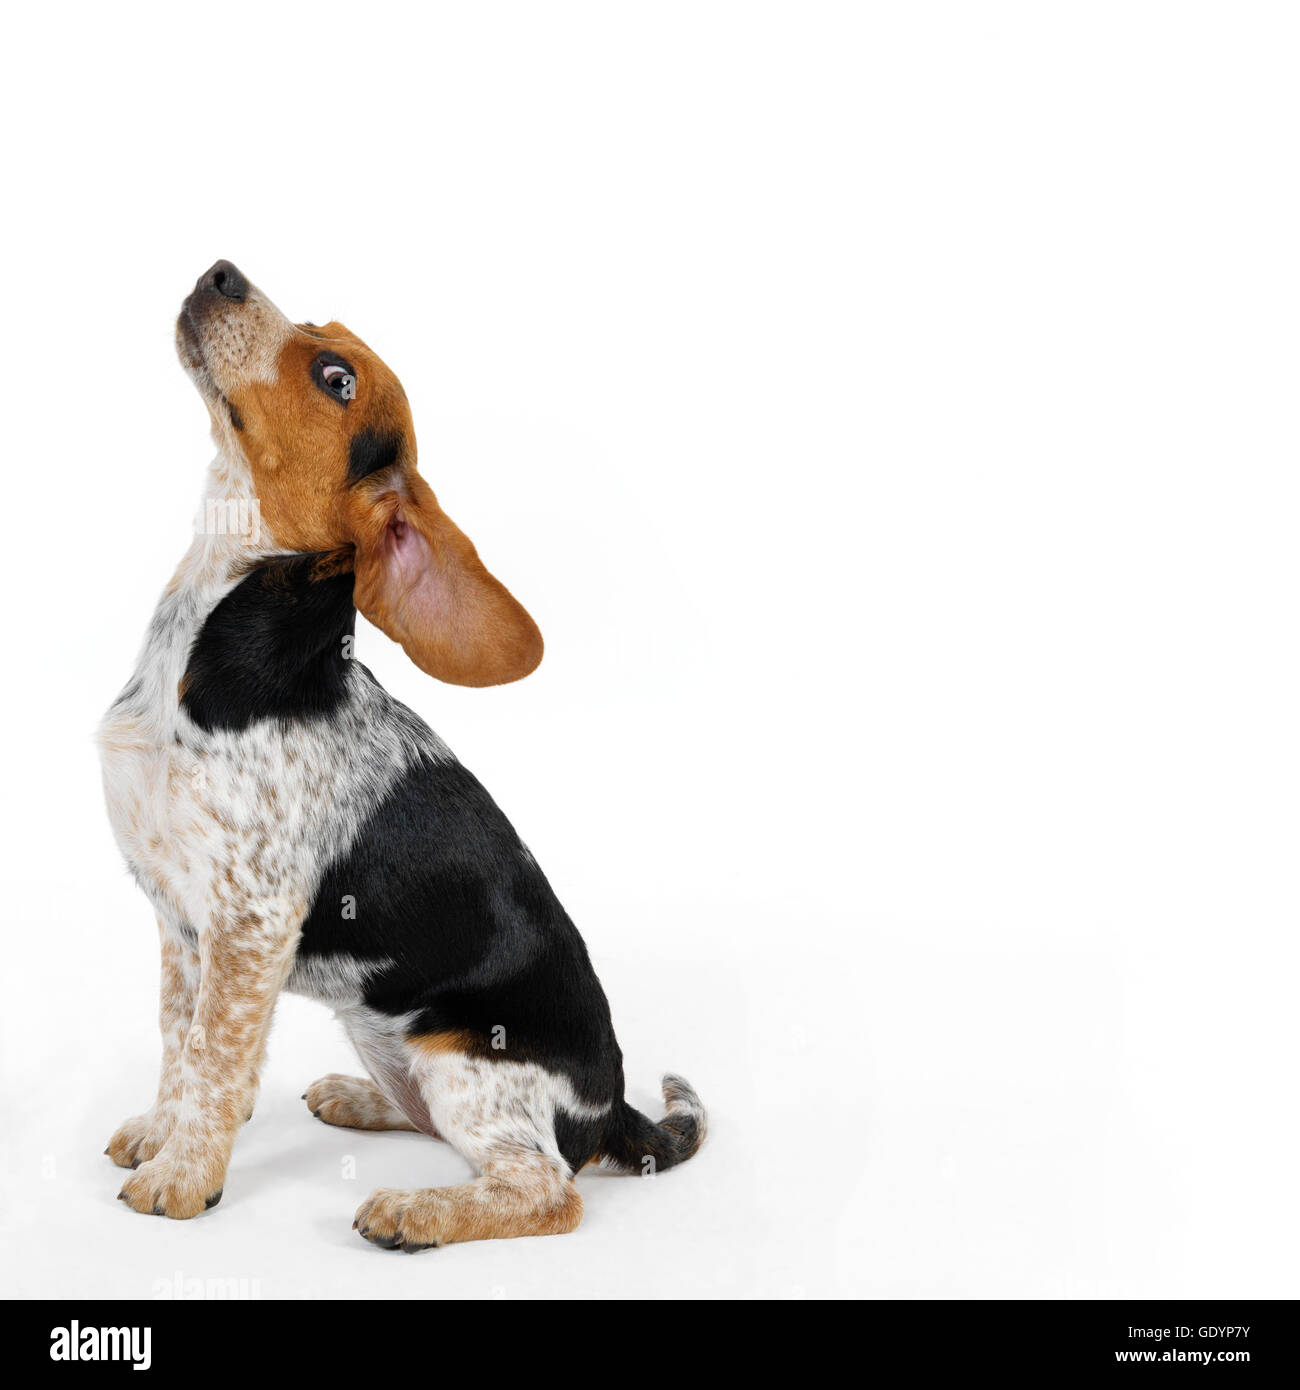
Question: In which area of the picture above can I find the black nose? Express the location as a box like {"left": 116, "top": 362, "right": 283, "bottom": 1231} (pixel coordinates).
{"left": 196, "top": 259, "right": 248, "bottom": 302}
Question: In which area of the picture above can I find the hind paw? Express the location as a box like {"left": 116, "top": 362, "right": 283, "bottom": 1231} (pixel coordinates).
{"left": 353, "top": 1188, "right": 442, "bottom": 1251}
{"left": 303, "top": 1075, "right": 418, "bottom": 1131}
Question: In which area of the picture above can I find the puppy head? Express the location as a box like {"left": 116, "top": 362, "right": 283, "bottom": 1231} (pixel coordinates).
{"left": 176, "top": 260, "right": 542, "bottom": 687}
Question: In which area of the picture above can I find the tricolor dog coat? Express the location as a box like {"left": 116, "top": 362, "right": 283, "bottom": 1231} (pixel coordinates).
{"left": 97, "top": 261, "right": 705, "bottom": 1249}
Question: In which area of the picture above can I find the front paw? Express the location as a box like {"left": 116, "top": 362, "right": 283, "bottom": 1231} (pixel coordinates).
{"left": 105, "top": 1113, "right": 168, "bottom": 1169}
{"left": 117, "top": 1151, "right": 226, "bottom": 1219}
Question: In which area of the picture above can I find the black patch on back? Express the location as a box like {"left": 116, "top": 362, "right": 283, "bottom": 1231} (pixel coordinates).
{"left": 347, "top": 428, "right": 402, "bottom": 484}
{"left": 297, "top": 753, "right": 627, "bottom": 1149}
{"left": 180, "top": 555, "right": 356, "bottom": 732}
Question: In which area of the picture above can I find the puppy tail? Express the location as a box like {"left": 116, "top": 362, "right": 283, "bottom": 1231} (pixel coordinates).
{"left": 597, "top": 1074, "right": 707, "bottom": 1174}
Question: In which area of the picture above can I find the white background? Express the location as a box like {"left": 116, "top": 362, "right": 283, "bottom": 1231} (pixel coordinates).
{"left": 2, "top": 2, "right": 1297, "bottom": 1300}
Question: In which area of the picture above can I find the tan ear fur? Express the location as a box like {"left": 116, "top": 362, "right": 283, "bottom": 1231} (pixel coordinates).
{"left": 346, "top": 473, "right": 543, "bottom": 687}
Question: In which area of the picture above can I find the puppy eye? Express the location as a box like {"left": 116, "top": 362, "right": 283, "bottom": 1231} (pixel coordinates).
{"left": 321, "top": 364, "right": 357, "bottom": 401}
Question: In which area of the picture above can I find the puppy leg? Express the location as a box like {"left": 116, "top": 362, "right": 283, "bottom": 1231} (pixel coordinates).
{"left": 354, "top": 1160, "right": 583, "bottom": 1250}
{"left": 353, "top": 1038, "right": 589, "bottom": 1250}
{"left": 106, "top": 921, "right": 199, "bottom": 1168}
{"left": 242, "top": 1001, "right": 281, "bottom": 1125}
{"left": 334, "top": 1011, "right": 443, "bottom": 1138}
{"left": 117, "top": 901, "right": 301, "bottom": 1219}
{"left": 303, "top": 1074, "right": 418, "bottom": 1131}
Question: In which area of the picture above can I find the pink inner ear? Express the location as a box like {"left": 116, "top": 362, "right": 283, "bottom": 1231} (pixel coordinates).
{"left": 385, "top": 511, "right": 423, "bottom": 581}
{"left": 382, "top": 507, "right": 446, "bottom": 619}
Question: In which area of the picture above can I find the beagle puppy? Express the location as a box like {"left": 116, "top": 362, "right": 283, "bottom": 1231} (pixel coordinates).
{"left": 97, "top": 261, "right": 705, "bottom": 1249}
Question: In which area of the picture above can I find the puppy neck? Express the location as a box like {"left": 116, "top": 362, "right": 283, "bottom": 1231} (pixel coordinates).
{"left": 170, "top": 440, "right": 278, "bottom": 596}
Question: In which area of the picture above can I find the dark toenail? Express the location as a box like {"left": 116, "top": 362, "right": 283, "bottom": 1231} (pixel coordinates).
{"left": 152, "top": 1205, "right": 165, "bottom": 1216}
{"left": 313, "top": 1109, "right": 322, "bottom": 1118}
{"left": 117, "top": 1191, "right": 127, "bottom": 1202}
{"left": 130, "top": 1159, "right": 141, "bottom": 1169}
{"left": 205, "top": 1189, "right": 223, "bottom": 1209}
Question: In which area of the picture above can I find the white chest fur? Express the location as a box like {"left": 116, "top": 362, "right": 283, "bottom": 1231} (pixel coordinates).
{"left": 97, "top": 547, "right": 241, "bottom": 932}
{"left": 98, "top": 487, "right": 449, "bottom": 957}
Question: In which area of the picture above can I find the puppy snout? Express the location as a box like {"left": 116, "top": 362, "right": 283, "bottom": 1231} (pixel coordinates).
{"left": 196, "top": 259, "right": 248, "bottom": 302}
{"left": 176, "top": 260, "right": 293, "bottom": 394}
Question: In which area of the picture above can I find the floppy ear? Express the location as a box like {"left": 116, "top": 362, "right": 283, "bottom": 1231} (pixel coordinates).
{"left": 345, "top": 473, "right": 543, "bottom": 687}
